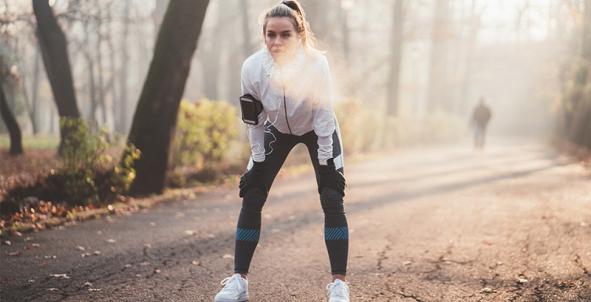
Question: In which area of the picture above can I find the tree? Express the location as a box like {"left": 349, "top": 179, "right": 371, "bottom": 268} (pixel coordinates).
{"left": 0, "top": 62, "right": 23, "bottom": 155}
{"left": 116, "top": 0, "right": 130, "bottom": 134}
{"left": 386, "top": 0, "right": 405, "bottom": 117}
{"left": 426, "top": 0, "right": 452, "bottom": 113}
{"left": 126, "top": 0, "right": 210, "bottom": 195}
{"left": 32, "top": 0, "right": 81, "bottom": 152}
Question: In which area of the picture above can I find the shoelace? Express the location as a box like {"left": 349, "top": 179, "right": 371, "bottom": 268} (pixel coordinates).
{"left": 219, "top": 276, "right": 242, "bottom": 295}
{"left": 327, "top": 282, "right": 349, "bottom": 299}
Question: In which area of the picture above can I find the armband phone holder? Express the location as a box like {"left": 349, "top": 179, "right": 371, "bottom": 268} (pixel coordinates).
{"left": 240, "top": 94, "right": 263, "bottom": 125}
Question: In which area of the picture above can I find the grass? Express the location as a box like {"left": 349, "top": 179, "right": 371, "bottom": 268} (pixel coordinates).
{"left": 0, "top": 135, "right": 60, "bottom": 150}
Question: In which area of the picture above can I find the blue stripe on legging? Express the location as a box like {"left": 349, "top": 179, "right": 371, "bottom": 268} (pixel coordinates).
{"left": 236, "top": 228, "right": 260, "bottom": 242}
{"left": 324, "top": 227, "right": 348, "bottom": 240}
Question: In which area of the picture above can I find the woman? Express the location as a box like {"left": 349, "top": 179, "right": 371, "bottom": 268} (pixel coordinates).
{"left": 215, "top": 1, "right": 349, "bottom": 301}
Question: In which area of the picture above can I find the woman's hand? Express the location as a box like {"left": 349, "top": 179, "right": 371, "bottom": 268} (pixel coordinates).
{"left": 317, "top": 159, "right": 345, "bottom": 195}
{"left": 239, "top": 161, "right": 267, "bottom": 197}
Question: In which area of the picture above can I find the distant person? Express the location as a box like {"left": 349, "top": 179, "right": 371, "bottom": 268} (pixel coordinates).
{"left": 470, "top": 97, "right": 492, "bottom": 149}
{"left": 214, "top": 1, "right": 350, "bottom": 302}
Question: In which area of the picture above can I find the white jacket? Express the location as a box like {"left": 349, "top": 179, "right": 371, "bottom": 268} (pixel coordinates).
{"left": 241, "top": 47, "right": 336, "bottom": 165}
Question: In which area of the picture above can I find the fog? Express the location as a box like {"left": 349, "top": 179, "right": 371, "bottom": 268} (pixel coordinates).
{"left": 0, "top": 0, "right": 586, "bottom": 145}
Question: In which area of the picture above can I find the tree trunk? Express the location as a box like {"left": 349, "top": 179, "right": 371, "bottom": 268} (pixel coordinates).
{"left": 239, "top": 0, "right": 253, "bottom": 58}
{"left": 300, "top": 0, "right": 330, "bottom": 45}
{"left": 426, "top": 0, "right": 451, "bottom": 113}
{"left": 200, "top": 0, "right": 227, "bottom": 100}
{"left": 32, "top": 0, "right": 81, "bottom": 152}
{"left": 0, "top": 82, "right": 23, "bottom": 155}
{"left": 339, "top": 1, "right": 351, "bottom": 61}
{"left": 117, "top": 0, "right": 130, "bottom": 134}
{"left": 152, "top": 0, "right": 169, "bottom": 36}
{"left": 83, "top": 21, "right": 99, "bottom": 129}
{"left": 583, "top": 0, "right": 591, "bottom": 61}
{"left": 459, "top": 0, "right": 480, "bottom": 114}
{"left": 127, "top": 0, "right": 209, "bottom": 195}
{"left": 106, "top": 4, "right": 119, "bottom": 133}
{"left": 29, "top": 45, "right": 41, "bottom": 135}
{"left": 386, "top": 0, "right": 404, "bottom": 117}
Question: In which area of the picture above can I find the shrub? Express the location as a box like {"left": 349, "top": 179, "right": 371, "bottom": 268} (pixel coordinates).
{"left": 170, "top": 99, "right": 239, "bottom": 169}
{"left": 2, "top": 118, "right": 140, "bottom": 211}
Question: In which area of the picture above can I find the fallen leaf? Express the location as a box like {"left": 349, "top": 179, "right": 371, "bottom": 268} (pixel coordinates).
{"left": 517, "top": 278, "right": 529, "bottom": 284}
{"left": 7, "top": 251, "right": 20, "bottom": 256}
{"left": 223, "top": 254, "right": 234, "bottom": 260}
{"left": 480, "top": 287, "right": 493, "bottom": 294}
{"left": 192, "top": 260, "right": 201, "bottom": 266}
{"left": 105, "top": 239, "right": 116, "bottom": 243}
{"left": 185, "top": 230, "right": 196, "bottom": 236}
{"left": 76, "top": 246, "right": 86, "bottom": 251}
{"left": 403, "top": 261, "right": 412, "bottom": 266}
{"left": 50, "top": 274, "right": 70, "bottom": 279}
{"left": 44, "top": 255, "right": 57, "bottom": 259}
{"left": 83, "top": 282, "right": 93, "bottom": 287}
{"left": 47, "top": 288, "right": 59, "bottom": 291}
{"left": 93, "top": 251, "right": 101, "bottom": 255}
{"left": 4, "top": 240, "right": 11, "bottom": 246}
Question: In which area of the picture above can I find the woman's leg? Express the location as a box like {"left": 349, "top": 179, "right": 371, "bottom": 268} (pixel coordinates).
{"left": 303, "top": 126, "right": 348, "bottom": 280}
{"left": 234, "top": 125, "right": 296, "bottom": 275}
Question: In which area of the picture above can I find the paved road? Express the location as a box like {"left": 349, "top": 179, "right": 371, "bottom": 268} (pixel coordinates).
{"left": 1, "top": 142, "right": 591, "bottom": 301}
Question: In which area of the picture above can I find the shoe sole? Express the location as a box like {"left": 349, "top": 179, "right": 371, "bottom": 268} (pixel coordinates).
{"left": 213, "top": 296, "right": 248, "bottom": 302}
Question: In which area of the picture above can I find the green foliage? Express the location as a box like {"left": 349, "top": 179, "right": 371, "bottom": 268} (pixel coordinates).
{"left": 4, "top": 118, "right": 140, "bottom": 208}
{"left": 170, "top": 99, "right": 239, "bottom": 169}
{"left": 59, "top": 118, "right": 109, "bottom": 172}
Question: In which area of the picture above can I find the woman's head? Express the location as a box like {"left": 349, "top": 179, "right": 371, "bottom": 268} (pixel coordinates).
{"left": 262, "top": 1, "right": 315, "bottom": 62}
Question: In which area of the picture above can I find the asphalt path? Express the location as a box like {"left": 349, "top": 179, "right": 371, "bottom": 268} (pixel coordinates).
{"left": 1, "top": 142, "right": 590, "bottom": 301}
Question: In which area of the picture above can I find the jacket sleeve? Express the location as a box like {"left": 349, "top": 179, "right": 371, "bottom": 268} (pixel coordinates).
{"left": 313, "top": 56, "right": 336, "bottom": 165}
{"left": 241, "top": 61, "right": 267, "bottom": 163}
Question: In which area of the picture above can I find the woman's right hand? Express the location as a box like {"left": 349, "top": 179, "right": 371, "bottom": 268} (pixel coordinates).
{"left": 239, "top": 161, "right": 267, "bottom": 197}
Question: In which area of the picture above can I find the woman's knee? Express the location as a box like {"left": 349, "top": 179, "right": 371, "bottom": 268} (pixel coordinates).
{"left": 320, "top": 187, "right": 345, "bottom": 215}
{"left": 242, "top": 188, "right": 267, "bottom": 213}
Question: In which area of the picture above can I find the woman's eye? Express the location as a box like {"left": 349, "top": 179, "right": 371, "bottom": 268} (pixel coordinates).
{"left": 267, "top": 33, "right": 276, "bottom": 38}
{"left": 281, "top": 33, "right": 291, "bottom": 38}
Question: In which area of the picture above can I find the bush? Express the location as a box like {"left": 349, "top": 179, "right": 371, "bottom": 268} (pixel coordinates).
{"left": 2, "top": 118, "right": 140, "bottom": 211}
{"left": 170, "top": 99, "right": 239, "bottom": 169}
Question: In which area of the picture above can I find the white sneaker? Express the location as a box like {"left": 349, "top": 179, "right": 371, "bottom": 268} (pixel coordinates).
{"left": 326, "top": 279, "right": 350, "bottom": 302}
{"left": 214, "top": 274, "right": 249, "bottom": 302}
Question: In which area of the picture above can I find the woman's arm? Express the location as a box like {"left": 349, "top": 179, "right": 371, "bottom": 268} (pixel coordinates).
{"left": 313, "top": 55, "right": 336, "bottom": 165}
{"left": 241, "top": 61, "right": 267, "bottom": 163}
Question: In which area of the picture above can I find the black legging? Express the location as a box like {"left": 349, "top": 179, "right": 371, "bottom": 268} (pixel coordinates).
{"left": 234, "top": 123, "right": 348, "bottom": 275}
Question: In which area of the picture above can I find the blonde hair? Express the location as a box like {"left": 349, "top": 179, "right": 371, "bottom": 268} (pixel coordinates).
{"left": 262, "top": 0, "right": 316, "bottom": 49}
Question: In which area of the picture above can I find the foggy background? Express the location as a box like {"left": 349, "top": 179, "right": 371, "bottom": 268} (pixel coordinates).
{"left": 0, "top": 0, "right": 585, "bottom": 145}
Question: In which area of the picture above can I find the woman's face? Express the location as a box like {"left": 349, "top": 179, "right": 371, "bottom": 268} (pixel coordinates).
{"left": 264, "top": 17, "right": 300, "bottom": 63}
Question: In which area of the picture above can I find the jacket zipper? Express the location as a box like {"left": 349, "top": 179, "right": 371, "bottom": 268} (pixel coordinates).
{"left": 283, "top": 86, "right": 293, "bottom": 134}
